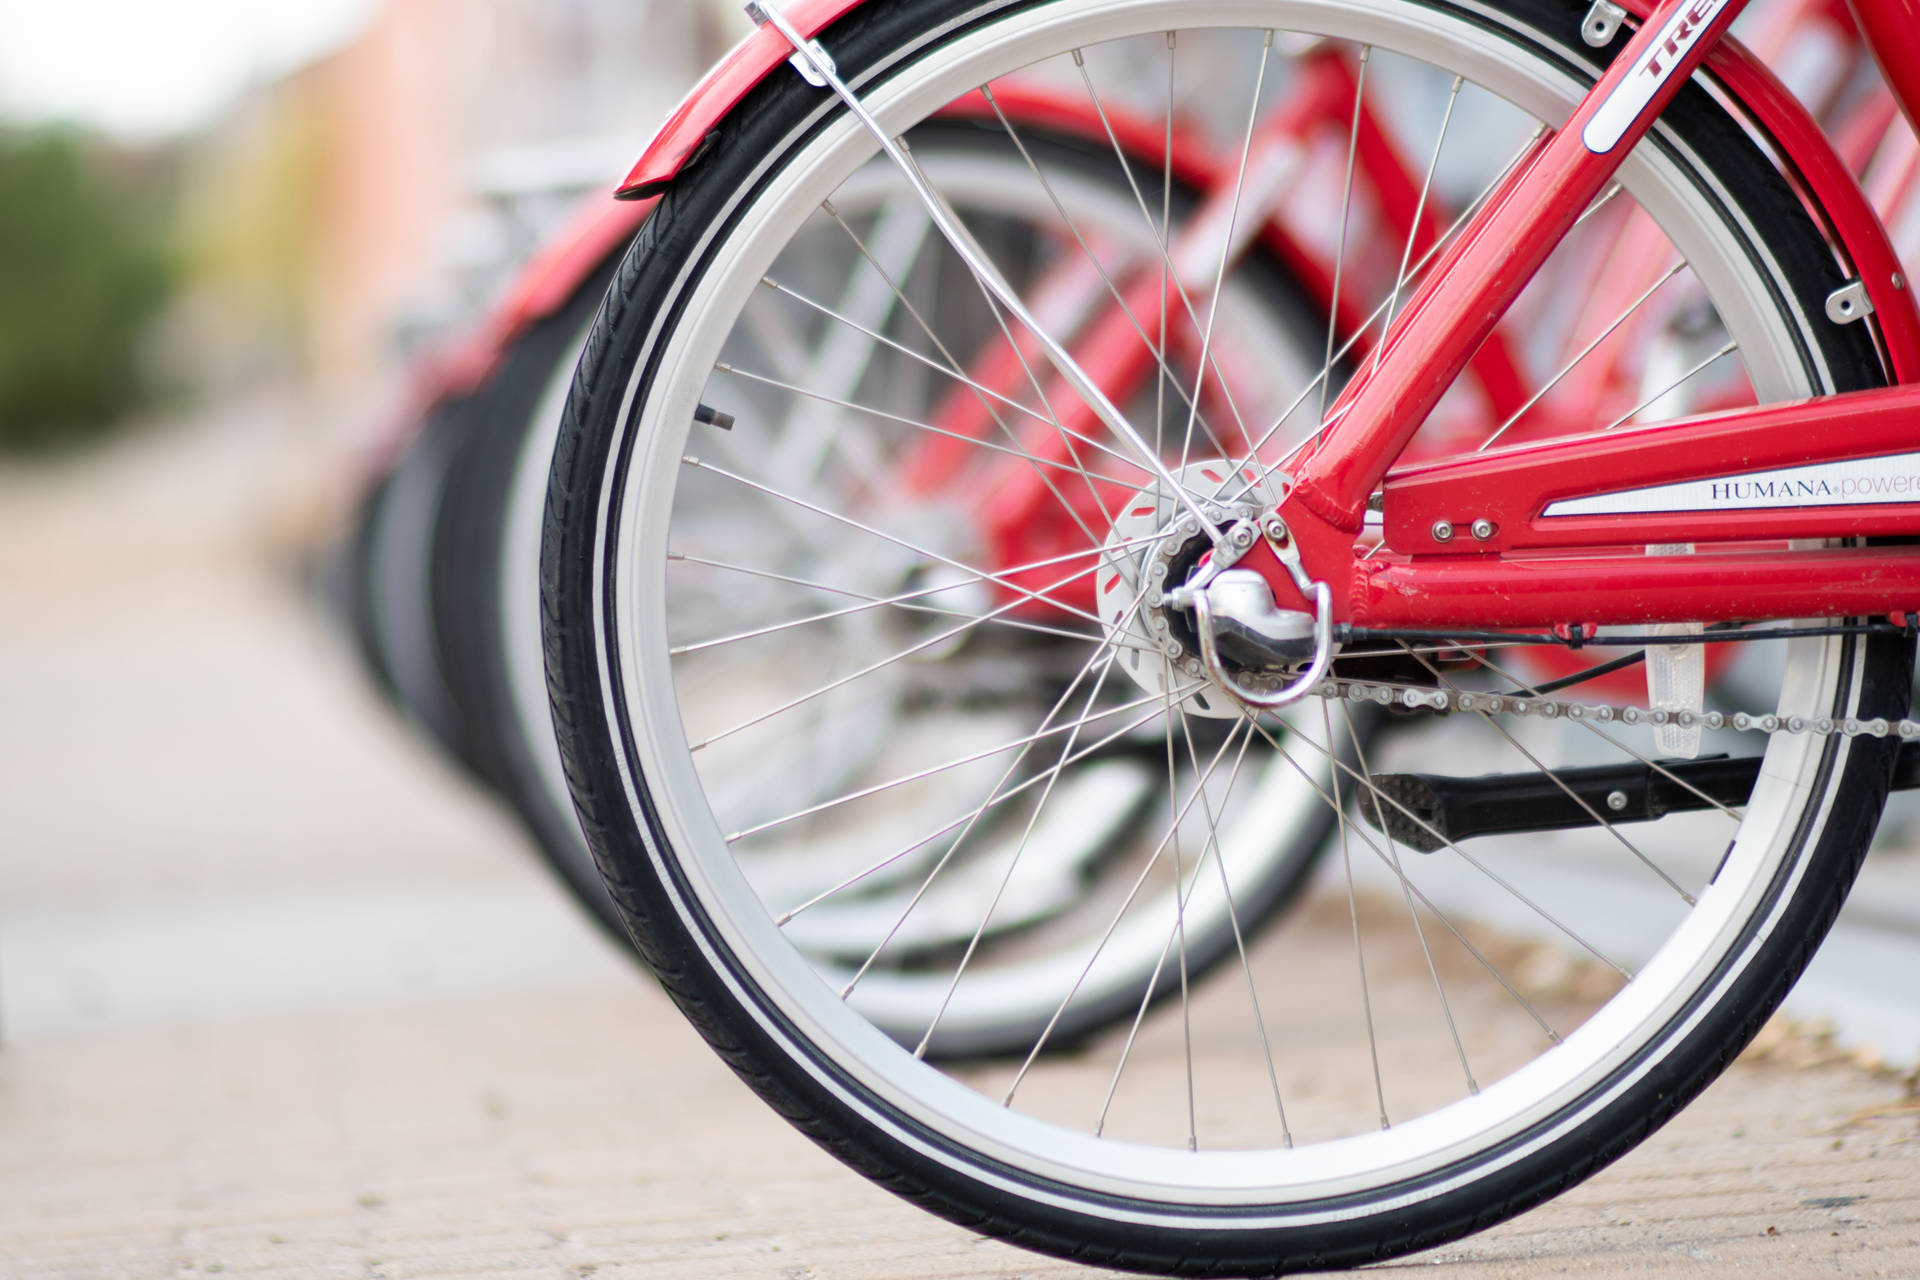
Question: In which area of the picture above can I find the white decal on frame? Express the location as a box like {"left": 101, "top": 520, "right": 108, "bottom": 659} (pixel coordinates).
{"left": 1543, "top": 450, "right": 1920, "bottom": 516}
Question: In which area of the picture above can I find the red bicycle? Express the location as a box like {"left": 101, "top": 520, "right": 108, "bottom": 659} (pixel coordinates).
{"left": 536, "top": 0, "right": 1920, "bottom": 1268}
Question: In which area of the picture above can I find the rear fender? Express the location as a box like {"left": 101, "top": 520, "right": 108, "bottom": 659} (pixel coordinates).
{"left": 1616, "top": 0, "right": 1920, "bottom": 380}
{"left": 439, "top": 195, "right": 658, "bottom": 397}
{"left": 616, "top": 0, "right": 869, "bottom": 199}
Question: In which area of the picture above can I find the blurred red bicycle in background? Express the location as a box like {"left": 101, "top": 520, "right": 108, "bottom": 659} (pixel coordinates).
{"left": 340, "top": 0, "right": 1920, "bottom": 1268}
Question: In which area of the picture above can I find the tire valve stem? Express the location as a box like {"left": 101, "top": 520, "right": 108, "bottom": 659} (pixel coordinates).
{"left": 694, "top": 403, "right": 736, "bottom": 432}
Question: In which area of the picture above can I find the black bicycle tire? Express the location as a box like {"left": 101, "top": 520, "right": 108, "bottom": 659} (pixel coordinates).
{"left": 430, "top": 253, "right": 633, "bottom": 940}
{"left": 543, "top": 1, "right": 1908, "bottom": 1266}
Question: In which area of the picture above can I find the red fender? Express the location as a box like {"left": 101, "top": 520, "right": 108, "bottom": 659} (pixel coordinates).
{"left": 365, "top": 194, "right": 658, "bottom": 472}
{"left": 617, "top": 0, "right": 870, "bottom": 199}
{"left": 1614, "top": 0, "right": 1920, "bottom": 381}
{"left": 438, "top": 195, "right": 659, "bottom": 398}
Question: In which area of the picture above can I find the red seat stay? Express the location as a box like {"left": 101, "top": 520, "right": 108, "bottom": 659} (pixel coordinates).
{"left": 1382, "top": 382, "right": 1920, "bottom": 554}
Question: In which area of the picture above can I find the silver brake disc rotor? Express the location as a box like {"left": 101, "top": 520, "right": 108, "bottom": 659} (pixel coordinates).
{"left": 1097, "top": 460, "right": 1283, "bottom": 720}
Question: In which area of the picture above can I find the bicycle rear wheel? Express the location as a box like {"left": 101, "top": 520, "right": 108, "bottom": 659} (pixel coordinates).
{"left": 544, "top": 0, "right": 1908, "bottom": 1269}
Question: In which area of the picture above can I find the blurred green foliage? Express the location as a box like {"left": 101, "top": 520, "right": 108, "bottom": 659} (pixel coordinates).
{"left": 0, "top": 129, "right": 174, "bottom": 453}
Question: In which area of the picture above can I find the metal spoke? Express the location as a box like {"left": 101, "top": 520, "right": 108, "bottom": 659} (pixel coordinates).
{"left": 1320, "top": 695, "right": 1390, "bottom": 1129}
{"left": 719, "top": 303, "right": 889, "bottom": 546}
{"left": 1240, "top": 713, "right": 1563, "bottom": 1041}
{"left": 1173, "top": 694, "right": 1290, "bottom": 1141}
{"left": 682, "top": 455, "right": 1126, "bottom": 632}
{"left": 829, "top": 564, "right": 1167, "bottom": 997}
{"left": 1368, "top": 75, "right": 1463, "bottom": 375}
{"left": 1160, "top": 655, "right": 1199, "bottom": 1150}
{"left": 1339, "top": 699, "right": 1476, "bottom": 1094}
{"left": 1604, "top": 340, "right": 1738, "bottom": 431}
{"left": 1583, "top": 182, "right": 1625, "bottom": 224}
{"left": 670, "top": 538, "right": 1145, "bottom": 622}
{"left": 1179, "top": 29, "right": 1277, "bottom": 474}
{"left": 776, "top": 685, "right": 1202, "bottom": 924}
{"left": 1476, "top": 259, "right": 1687, "bottom": 452}
{"left": 669, "top": 543, "right": 1153, "bottom": 656}
{"left": 715, "top": 357, "right": 1146, "bottom": 482}
{"left": 1160, "top": 32, "right": 1175, "bottom": 456}
{"left": 819, "top": 201, "right": 1120, "bottom": 549}
{"left": 737, "top": 681, "right": 1179, "bottom": 847}
{"left": 1067, "top": 44, "right": 1267, "bottom": 451}
{"left": 905, "top": 172, "right": 1126, "bottom": 532}
{"left": 769, "top": 554, "right": 1171, "bottom": 921}
{"left": 765, "top": 195, "right": 933, "bottom": 488}
{"left": 1470, "top": 649, "right": 1748, "bottom": 824}
{"left": 1000, "top": 717, "right": 1248, "bottom": 1107}
{"left": 1314, "top": 45, "right": 1371, "bottom": 438}
{"left": 1265, "top": 708, "right": 1630, "bottom": 980}
{"left": 904, "top": 637, "right": 1135, "bottom": 1050}
{"left": 1091, "top": 720, "right": 1255, "bottom": 1136}
{"left": 672, "top": 573, "right": 1128, "bottom": 661}
{"left": 677, "top": 499, "right": 1125, "bottom": 752}
{"left": 840, "top": 635, "right": 1128, "bottom": 999}
{"left": 757, "top": 274, "right": 1052, "bottom": 436}
{"left": 750, "top": 0, "right": 1228, "bottom": 541}
{"left": 761, "top": 264, "right": 1039, "bottom": 391}
{"left": 1403, "top": 646, "right": 1696, "bottom": 906}
{"left": 981, "top": 81, "right": 1241, "bottom": 461}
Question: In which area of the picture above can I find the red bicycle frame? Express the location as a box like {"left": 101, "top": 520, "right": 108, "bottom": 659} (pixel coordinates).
{"left": 588, "top": 0, "right": 1920, "bottom": 638}
{"left": 904, "top": 60, "right": 1534, "bottom": 611}
{"left": 1229, "top": 0, "right": 1920, "bottom": 634}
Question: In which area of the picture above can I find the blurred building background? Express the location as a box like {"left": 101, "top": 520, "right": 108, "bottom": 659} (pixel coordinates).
{"left": 0, "top": 0, "right": 738, "bottom": 458}
{"left": 0, "top": 0, "right": 740, "bottom": 1042}
{"left": 214, "top": 0, "right": 733, "bottom": 393}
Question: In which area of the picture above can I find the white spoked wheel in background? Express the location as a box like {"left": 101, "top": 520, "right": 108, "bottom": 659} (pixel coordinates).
{"left": 489, "top": 123, "right": 1357, "bottom": 1054}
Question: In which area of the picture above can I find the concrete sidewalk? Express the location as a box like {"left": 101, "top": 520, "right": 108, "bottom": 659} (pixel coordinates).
{"left": 5, "top": 417, "right": 1920, "bottom": 1278}
{"left": 3, "top": 965, "right": 1920, "bottom": 1278}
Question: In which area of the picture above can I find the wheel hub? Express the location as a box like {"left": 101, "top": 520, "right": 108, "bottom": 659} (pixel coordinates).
{"left": 1097, "top": 461, "right": 1287, "bottom": 719}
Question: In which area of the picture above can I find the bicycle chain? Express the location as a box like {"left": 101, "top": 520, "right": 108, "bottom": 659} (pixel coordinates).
{"left": 1307, "top": 677, "right": 1920, "bottom": 741}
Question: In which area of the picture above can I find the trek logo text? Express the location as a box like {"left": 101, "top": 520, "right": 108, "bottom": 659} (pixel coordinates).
{"left": 1582, "top": 0, "right": 1731, "bottom": 153}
